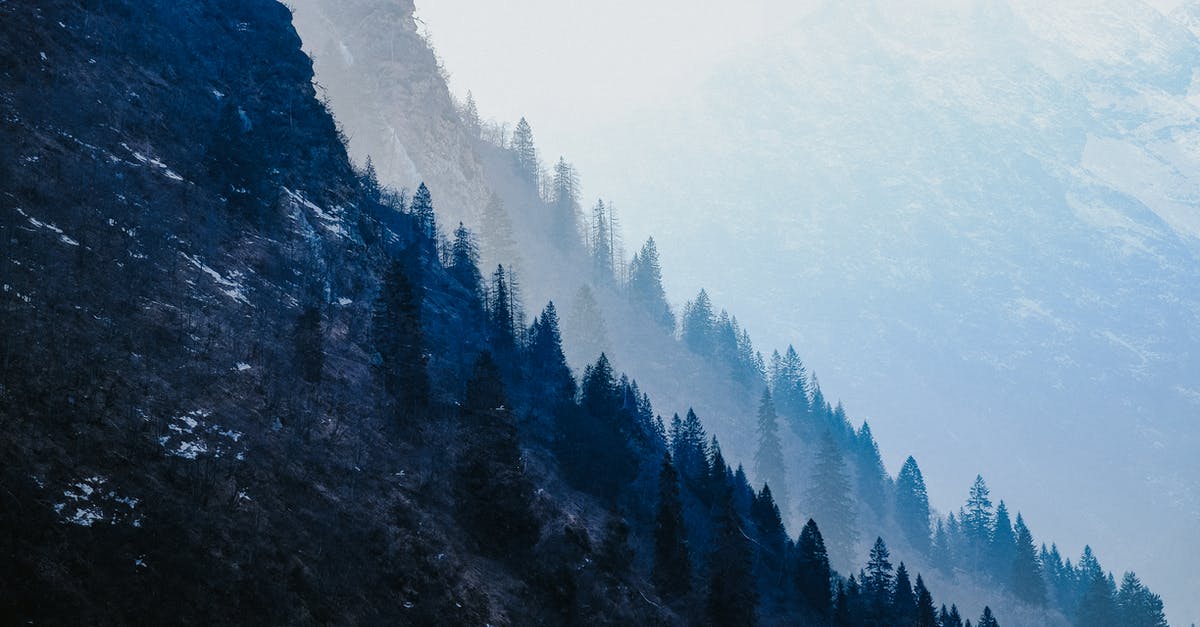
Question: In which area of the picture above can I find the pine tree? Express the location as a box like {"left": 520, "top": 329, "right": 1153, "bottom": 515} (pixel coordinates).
{"left": 942, "top": 604, "right": 964, "bottom": 627}
{"left": 749, "top": 485, "right": 788, "bottom": 607}
{"left": 627, "top": 237, "right": 675, "bottom": 331}
{"left": 454, "top": 352, "right": 539, "bottom": 553}
{"left": 550, "top": 157, "right": 581, "bottom": 248}
{"left": 478, "top": 192, "right": 519, "bottom": 273}
{"left": 962, "top": 475, "right": 994, "bottom": 571}
{"left": 526, "top": 302, "right": 576, "bottom": 440}
{"left": 754, "top": 388, "right": 787, "bottom": 516}
{"left": 460, "top": 90, "right": 481, "bottom": 137}
{"left": 511, "top": 116, "right": 538, "bottom": 184}
{"left": 796, "top": 518, "right": 833, "bottom": 617}
{"left": 1010, "top": 513, "right": 1046, "bottom": 605}
{"left": 863, "top": 537, "right": 894, "bottom": 625}
{"left": 977, "top": 606, "right": 999, "bottom": 627}
{"left": 564, "top": 284, "right": 609, "bottom": 366}
{"left": 807, "top": 431, "right": 858, "bottom": 567}
{"left": 448, "top": 222, "right": 483, "bottom": 299}
{"left": 854, "top": 422, "right": 889, "bottom": 517}
{"left": 488, "top": 265, "right": 516, "bottom": 352}
{"left": 914, "top": 574, "right": 938, "bottom": 627}
{"left": 372, "top": 255, "right": 429, "bottom": 418}
{"left": 833, "top": 580, "right": 852, "bottom": 627}
{"left": 410, "top": 182, "right": 436, "bottom": 241}
{"left": 671, "top": 408, "right": 709, "bottom": 484}
{"left": 707, "top": 453, "right": 756, "bottom": 627}
{"left": 896, "top": 456, "right": 931, "bottom": 553}
{"left": 653, "top": 453, "right": 691, "bottom": 599}
{"left": 892, "top": 562, "right": 916, "bottom": 624}
{"left": 589, "top": 199, "right": 613, "bottom": 281}
{"left": 1115, "top": 572, "right": 1168, "bottom": 627}
{"left": 681, "top": 289, "right": 715, "bottom": 355}
{"left": 1076, "top": 546, "right": 1117, "bottom": 627}
{"left": 990, "top": 501, "right": 1016, "bottom": 581}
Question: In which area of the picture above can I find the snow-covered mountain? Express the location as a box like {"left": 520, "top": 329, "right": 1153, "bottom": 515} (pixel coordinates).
{"left": 577, "top": 1, "right": 1200, "bottom": 623}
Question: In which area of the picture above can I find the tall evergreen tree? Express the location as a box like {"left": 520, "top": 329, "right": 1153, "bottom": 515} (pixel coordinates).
{"left": 681, "top": 289, "right": 715, "bottom": 355}
{"left": 892, "top": 562, "right": 916, "bottom": 624}
{"left": 448, "top": 222, "right": 483, "bottom": 299}
{"left": 564, "top": 284, "right": 609, "bottom": 366}
{"left": 914, "top": 574, "right": 938, "bottom": 627}
{"left": 372, "top": 255, "right": 429, "bottom": 418}
{"left": 977, "top": 606, "right": 999, "bottom": 627}
{"left": 511, "top": 116, "right": 538, "bottom": 184}
{"left": 754, "top": 388, "right": 787, "bottom": 516}
{"left": 1075, "top": 546, "right": 1117, "bottom": 627}
{"left": 707, "top": 451, "right": 756, "bottom": 627}
{"left": 1115, "top": 572, "right": 1168, "bottom": 627}
{"left": 854, "top": 422, "right": 889, "bottom": 517}
{"left": 796, "top": 518, "right": 833, "bottom": 617}
{"left": 454, "top": 352, "right": 539, "bottom": 553}
{"left": 896, "top": 456, "right": 931, "bottom": 553}
{"left": 671, "top": 408, "right": 709, "bottom": 484}
{"left": 410, "top": 182, "right": 436, "bottom": 241}
{"left": 807, "top": 431, "right": 857, "bottom": 567}
{"left": 478, "top": 192, "right": 519, "bottom": 273}
{"left": 627, "top": 237, "right": 675, "bottom": 331}
{"left": 990, "top": 501, "right": 1016, "bottom": 581}
{"left": 833, "top": 580, "right": 852, "bottom": 627}
{"left": 962, "top": 475, "right": 994, "bottom": 570}
{"left": 863, "top": 537, "right": 895, "bottom": 625}
{"left": 653, "top": 453, "right": 691, "bottom": 599}
{"left": 488, "top": 264, "right": 516, "bottom": 352}
{"left": 589, "top": 199, "right": 613, "bottom": 281}
{"left": 526, "top": 302, "right": 576, "bottom": 440}
{"left": 1010, "top": 513, "right": 1046, "bottom": 605}
{"left": 550, "top": 157, "right": 581, "bottom": 248}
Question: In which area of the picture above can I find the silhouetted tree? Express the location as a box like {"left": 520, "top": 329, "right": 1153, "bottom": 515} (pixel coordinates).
{"left": 410, "top": 182, "right": 436, "bottom": 241}
{"left": 863, "top": 537, "right": 894, "bottom": 625}
{"left": 754, "top": 388, "right": 787, "bottom": 516}
{"left": 372, "top": 255, "right": 429, "bottom": 418}
{"left": 1010, "top": 513, "right": 1046, "bottom": 605}
{"left": 628, "top": 237, "right": 674, "bottom": 331}
{"left": 454, "top": 352, "right": 538, "bottom": 553}
{"left": 914, "top": 574, "right": 938, "bottom": 627}
{"left": 807, "top": 431, "right": 857, "bottom": 566}
{"left": 892, "top": 562, "right": 916, "bottom": 624}
{"left": 796, "top": 518, "right": 833, "bottom": 617}
{"left": 1115, "top": 572, "right": 1168, "bottom": 627}
{"left": 896, "top": 456, "right": 931, "bottom": 553}
{"left": 448, "top": 222, "right": 483, "bottom": 299}
{"left": 977, "top": 606, "right": 999, "bottom": 627}
{"left": 511, "top": 116, "right": 538, "bottom": 184}
{"left": 653, "top": 453, "right": 691, "bottom": 599}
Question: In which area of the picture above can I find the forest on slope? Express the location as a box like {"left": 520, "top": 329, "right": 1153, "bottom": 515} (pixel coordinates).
{"left": 0, "top": 0, "right": 1172, "bottom": 625}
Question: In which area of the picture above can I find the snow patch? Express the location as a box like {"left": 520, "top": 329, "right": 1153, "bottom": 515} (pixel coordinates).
{"left": 283, "top": 187, "right": 349, "bottom": 237}
{"left": 235, "top": 362, "right": 252, "bottom": 371}
{"left": 159, "top": 410, "right": 246, "bottom": 461}
{"left": 52, "top": 476, "right": 141, "bottom": 527}
{"left": 180, "top": 252, "right": 250, "bottom": 304}
{"left": 336, "top": 297, "right": 352, "bottom": 306}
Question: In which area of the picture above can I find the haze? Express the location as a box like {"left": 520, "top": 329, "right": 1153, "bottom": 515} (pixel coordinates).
{"left": 419, "top": 1, "right": 1200, "bottom": 625}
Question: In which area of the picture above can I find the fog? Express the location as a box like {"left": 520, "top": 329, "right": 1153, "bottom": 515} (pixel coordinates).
{"left": 419, "top": 1, "right": 1200, "bottom": 624}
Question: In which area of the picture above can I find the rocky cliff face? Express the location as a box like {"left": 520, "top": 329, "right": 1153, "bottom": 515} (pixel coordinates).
{"left": 0, "top": 1, "right": 651, "bottom": 623}
{"left": 289, "top": 0, "right": 491, "bottom": 229}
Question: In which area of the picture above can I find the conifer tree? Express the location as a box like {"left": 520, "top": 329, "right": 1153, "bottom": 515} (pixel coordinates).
{"left": 977, "top": 606, "right": 999, "bottom": 627}
{"left": 896, "top": 456, "right": 932, "bottom": 553}
{"left": 914, "top": 574, "right": 938, "bottom": 627}
{"left": 833, "top": 581, "right": 852, "bottom": 627}
{"left": 589, "top": 199, "right": 613, "bottom": 281}
{"left": 1075, "top": 545, "right": 1118, "bottom": 627}
{"left": 653, "top": 453, "right": 691, "bottom": 599}
{"left": 941, "top": 604, "right": 965, "bottom": 627}
{"left": 511, "top": 117, "right": 538, "bottom": 184}
{"left": 707, "top": 450, "right": 756, "bottom": 627}
{"left": 854, "top": 422, "right": 890, "bottom": 517}
{"left": 454, "top": 352, "right": 538, "bottom": 553}
{"left": 671, "top": 408, "right": 709, "bottom": 484}
{"left": 550, "top": 157, "right": 581, "bottom": 248}
{"left": 892, "top": 562, "right": 916, "bottom": 624}
{"left": 410, "top": 182, "right": 436, "bottom": 241}
{"left": 796, "top": 518, "right": 833, "bottom": 617}
{"left": 990, "top": 501, "right": 1016, "bottom": 581}
{"left": 564, "top": 284, "right": 609, "bottom": 366}
{"left": 749, "top": 485, "right": 788, "bottom": 605}
{"left": 754, "top": 388, "right": 787, "bottom": 516}
{"left": 1010, "top": 513, "right": 1046, "bottom": 605}
{"left": 461, "top": 90, "right": 481, "bottom": 137}
{"left": 488, "top": 265, "right": 516, "bottom": 352}
{"left": 372, "top": 255, "right": 429, "bottom": 418}
{"left": 478, "top": 192, "right": 519, "bottom": 273}
{"left": 448, "top": 222, "right": 483, "bottom": 299}
{"left": 526, "top": 302, "right": 576, "bottom": 440}
{"left": 681, "top": 289, "right": 715, "bottom": 355}
{"left": 1115, "top": 572, "right": 1168, "bottom": 627}
{"left": 807, "top": 431, "right": 857, "bottom": 567}
{"left": 628, "top": 237, "right": 675, "bottom": 331}
{"left": 962, "top": 475, "right": 994, "bottom": 570}
{"left": 863, "top": 537, "right": 895, "bottom": 624}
